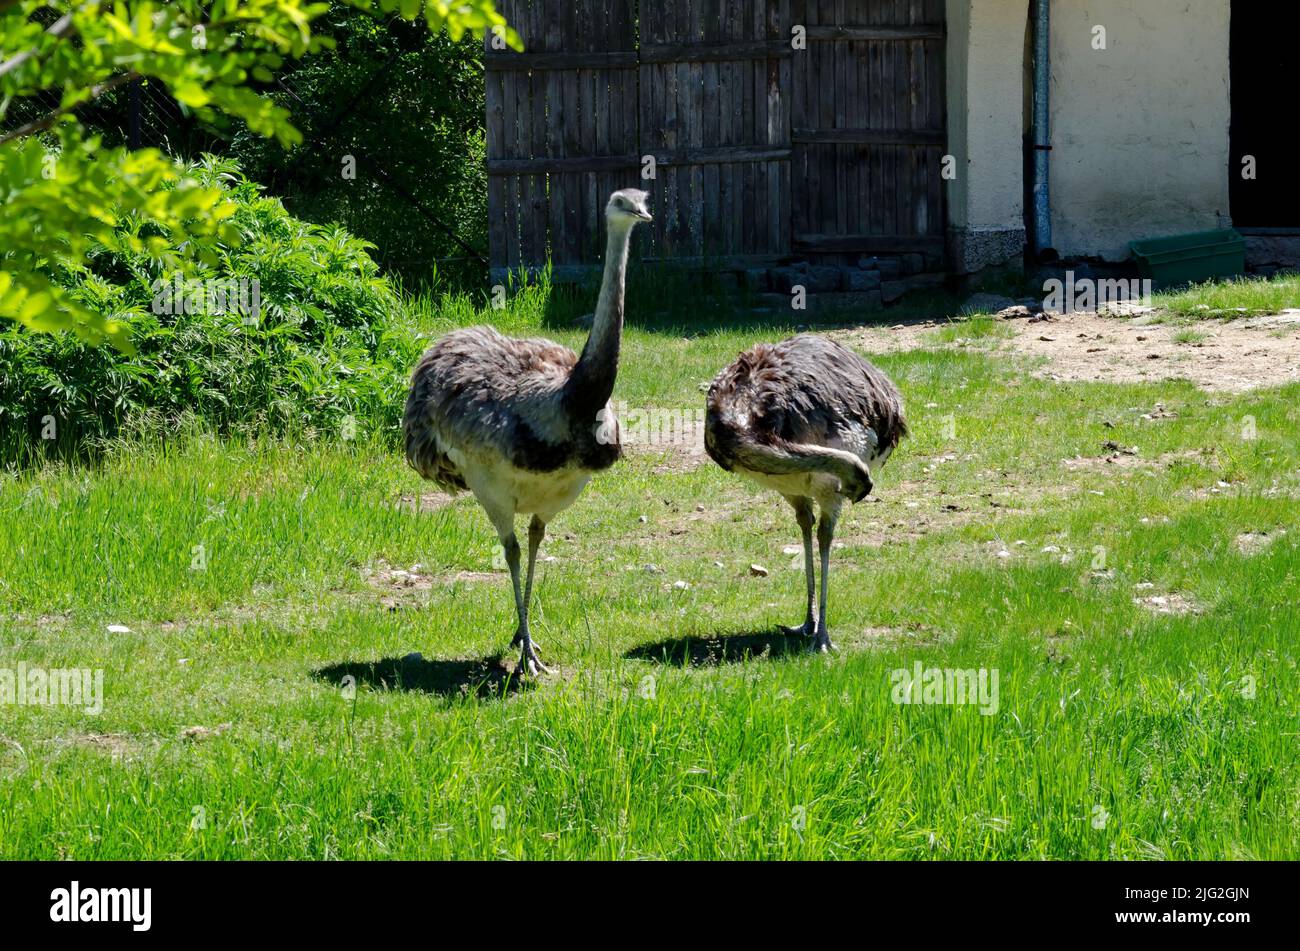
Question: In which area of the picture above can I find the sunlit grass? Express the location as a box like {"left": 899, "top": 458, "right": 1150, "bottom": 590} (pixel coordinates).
{"left": 927, "top": 314, "right": 1016, "bottom": 344}
{"left": 1153, "top": 272, "right": 1299, "bottom": 320}
{"left": 3, "top": 278, "right": 1298, "bottom": 857}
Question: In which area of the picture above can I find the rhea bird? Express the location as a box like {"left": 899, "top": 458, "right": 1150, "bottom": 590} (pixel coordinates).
{"left": 704, "top": 334, "right": 907, "bottom": 652}
{"left": 403, "top": 188, "right": 652, "bottom": 676}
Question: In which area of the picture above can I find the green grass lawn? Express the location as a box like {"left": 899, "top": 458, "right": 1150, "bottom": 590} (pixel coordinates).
{"left": 2, "top": 283, "right": 1299, "bottom": 859}
{"left": 1153, "top": 272, "right": 1300, "bottom": 320}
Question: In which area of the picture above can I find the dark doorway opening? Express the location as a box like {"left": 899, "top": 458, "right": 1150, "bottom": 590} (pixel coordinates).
{"left": 1230, "top": 3, "right": 1300, "bottom": 229}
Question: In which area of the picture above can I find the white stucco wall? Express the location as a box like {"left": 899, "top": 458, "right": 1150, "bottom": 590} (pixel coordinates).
{"left": 945, "top": 0, "right": 1030, "bottom": 270}
{"left": 1049, "top": 0, "right": 1232, "bottom": 260}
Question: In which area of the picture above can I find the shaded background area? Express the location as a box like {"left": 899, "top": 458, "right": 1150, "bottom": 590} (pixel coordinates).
{"left": 1230, "top": 1, "right": 1300, "bottom": 229}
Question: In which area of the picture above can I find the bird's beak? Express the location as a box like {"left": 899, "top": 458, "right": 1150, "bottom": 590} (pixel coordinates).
{"left": 637, "top": 209, "right": 653, "bottom": 221}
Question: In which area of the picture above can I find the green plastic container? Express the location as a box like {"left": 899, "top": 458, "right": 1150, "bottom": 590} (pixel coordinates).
{"left": 1128, "top": 229, "right": 1246, "bottom": 288}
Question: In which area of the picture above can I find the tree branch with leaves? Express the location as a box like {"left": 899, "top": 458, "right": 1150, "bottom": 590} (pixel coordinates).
{"left": 0, "top": 0, "right": 519, "bottom": 352}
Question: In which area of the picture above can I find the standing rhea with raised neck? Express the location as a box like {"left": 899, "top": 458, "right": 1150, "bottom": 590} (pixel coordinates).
{"left": 403, "top": 189, "right": 652, "bottom": 676}
{"left": 704, "top": 335, "right": 907, "bottom": 652}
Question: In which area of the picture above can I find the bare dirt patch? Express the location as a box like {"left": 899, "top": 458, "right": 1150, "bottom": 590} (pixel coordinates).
{"left": 1235, "top": 529, "right": 1286, "bottom": 556}
{"left": 364, "top": 559, "right": 502, "bottom": 611}
{"left": 1, "top": 611, "right": 73, "bottom": 633}
{"left": 181, "top": 722, "right": 231, "bottom": 741}
{"left": 1132, "top": 588, "right": 1202, "bottom": 616}
{"left": 837, "top": 310, "right": 1300, "bottom": 392}
{"left": 392, "top": 490, "right": 457, "bottom": 513}
{"left": 624, "top": 441, "right": 709, "bottom": 474}
{"left": 1061, "top": 447, "right": 1212, "bottom": 474}
{"left": 63, "top": 732, "right": 151, "bottom": 761}
{"left": 1061, "top": 450, "right": 1147, "bottom": 472}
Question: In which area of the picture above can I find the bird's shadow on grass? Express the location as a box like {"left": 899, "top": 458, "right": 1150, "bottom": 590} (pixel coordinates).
{"left": 625, "top": 628, "right": 810, "bottom": 667}
{"left": 313, "top": 654, "right": 533, "bottom": 700}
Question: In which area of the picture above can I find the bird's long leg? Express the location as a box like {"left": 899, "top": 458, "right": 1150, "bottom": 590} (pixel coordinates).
{"left": 781, "top": 495, "right": 817, "bottom": 637}
{"left": 812, "top": 499, "right": 842, "bottom": 653}
{"left": 510, "top": 516, "right": 547, "bottom": 650}
{"left": 501, "top": 528, "right": 549, "bottom": 676}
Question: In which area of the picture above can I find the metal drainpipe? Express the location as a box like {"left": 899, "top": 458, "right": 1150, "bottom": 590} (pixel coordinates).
{"left": 1031, "top": 0, "right": 1054, "bottom": 258}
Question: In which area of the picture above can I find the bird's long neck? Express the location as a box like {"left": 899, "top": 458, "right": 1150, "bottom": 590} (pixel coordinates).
{"left": 565, "top": 217, "right": 633, "bottom": 420}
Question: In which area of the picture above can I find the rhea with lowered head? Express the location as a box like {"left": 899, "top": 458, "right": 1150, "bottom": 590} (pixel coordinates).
{"left": 403, "top": 188, "right": 651, "bottom": 676}
{"left": 705, "top": 335, "right": 907, "bottom": 652}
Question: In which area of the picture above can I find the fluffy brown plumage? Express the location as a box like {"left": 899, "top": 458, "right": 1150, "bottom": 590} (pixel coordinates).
{"left": 403, "top": 326, "right": 618, "bottom": 492}
{"left": 705, "top": 333, "right": 907, "bottom": 651}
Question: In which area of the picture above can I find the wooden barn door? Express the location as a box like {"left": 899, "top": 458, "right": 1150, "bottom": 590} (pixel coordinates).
{"left": 790, "top": 0, "right": 946, "bottom": 263}
{"left": 485, "top": 1, "right": 640, "bottom": 280}
{"left": 485, "top": 1, "right": 946, "bottom": 276}
{"left": 637, "top": 0, "right": 793, "bottom": 266}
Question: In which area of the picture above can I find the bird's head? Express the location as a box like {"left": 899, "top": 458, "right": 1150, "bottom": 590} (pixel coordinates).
{"left": 845, "top": 464, "right": 874, "bottom": 504}
{"left": 606, "top": 188, "right": 652, "bottom": 226}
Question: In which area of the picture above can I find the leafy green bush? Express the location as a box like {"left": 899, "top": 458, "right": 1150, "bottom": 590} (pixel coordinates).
{"left": 0, "top": 156, "right": 421, "bottom": 461}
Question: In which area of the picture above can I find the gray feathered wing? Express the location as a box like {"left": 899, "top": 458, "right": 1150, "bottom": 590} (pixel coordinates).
{"left": 403, "top": 325, "right": 580, "bottom": 491}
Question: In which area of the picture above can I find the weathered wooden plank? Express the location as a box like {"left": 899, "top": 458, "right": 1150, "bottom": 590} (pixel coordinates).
{"left": 804, "top": 24, "right": 944, "bottom": 41}
{"left": 849, "top": 39, "right": 865, "bottom": 237}
{"left": 580, "top": 80, "right": 596, "bottom": 261}
{"left": 646, "top": 145, "right": 793, "bottom": 168}
{"left": 550, "top": 3, "right": 571, "bottom": 263}
{"left": 640, "top": 2, "right": 663, "bottom": 258}
{"left": 500, "top": 23, "right": 520, "bottom": 272}
{"left": 522, "top": 0, "right": 542, "bottom": 266}
{"left": 801, "top": 0, "right": 818, "bottom": 237}
{"left": 908, "top": 9, "right": 925, "bottom": 235}
{"left": 639, "top": 40, "right": 794, "bottom": 64}
{"left": 776, "top": 0, "right": 792, "bottom": 252}
{"left": 868, "top": 21, "right": 884, "bottom": 239}
{"left": 884, "top": 8, "right": 900, "bottom": 237}
{"left": 577, "top": 1, "right": 596, "bottom": 259}
{"left": 771, "top": 0, "right": 790, "bottom": 254}
{"left": 620, "top": 0, "right": 638, "bottom": 195}
{"left": 749, "top": 0, "right": 765, "bottom": 253}
{"left": 668, "top": 0, "right": 688, "bottom": 255}
{"left": 928, "top": 0, "right": 947, "bottom": 245}
{"left": 667, "top": 2, "right": 685, "bottom": 252}
{"left": 791, "top": 127, "right": 945, "bottom": 145}
{"left": 618, "top": 0, "right": 640, "bottom": 257}
{"left": 897, "top": 34, "right": 914, "bottom": 236}
{"left": 545, "top": 0, "right": 564, "bottom": 266}
{"left": 593, "top": 15, "right": 610, "bottom": 259}
{"left": 743, "top": 0, "right": 759, "bottom": 254}
{"left": 516, "top": 44, "right": 538, "bottom": 267}
{"left": 485, "top": 31, "right": 507, "bottom": 271}
{"left": 703, "top": 0, "right": 721, "bottom": 257}
{"left": 486, "top": 146, "right": 637, "bottom": 174}
{"left": 484, "top": 51, "right": 638, "bottom": 70}
{"left": 834, "top": 0, "right": 847, "bottom": 240}
{"left": 732, "top": 0, "right": 748, "bottom": 257}
{"left": 686, "top": 6, "right": 704, "bottom": 258}
{"left": 817, "top": 0, "right": 833, "bottom": 246}
{"left": 562, "top": 5, "right": 583, "bottom": 263}
{"left": 729, "top": 0, "right": 744, "bottom": 258}
{"left": 529, "top": 27, "right": 549, "bottom": 260}
{"left": 677, "top": 0, "right": 691, "bottom": 255}
{"left": 734, "top": 0, "right": 749, "bottom": 256}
